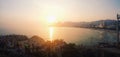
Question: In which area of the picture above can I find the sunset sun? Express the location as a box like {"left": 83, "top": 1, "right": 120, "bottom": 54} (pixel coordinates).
{"left": 47, "top": 15, "right": 56, "bottom": 23}
{"left": 0, "top": 0, "right": 120, "bottom": 57}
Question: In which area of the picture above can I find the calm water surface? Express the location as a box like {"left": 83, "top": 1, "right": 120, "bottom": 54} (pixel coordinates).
{"left": 36, "top": 27, "right": 117, "bottom": 46}
{"left": 2, "top": 27, "right": 117, "bottom": 46}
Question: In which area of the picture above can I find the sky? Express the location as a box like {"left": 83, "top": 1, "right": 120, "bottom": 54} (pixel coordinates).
{"left": 0, "top": 0, "right": 120, "bottom": 34}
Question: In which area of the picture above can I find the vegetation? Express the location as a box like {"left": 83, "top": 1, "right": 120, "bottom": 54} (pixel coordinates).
{"left": 0, "top": 35, "right": 119, "bottom": 57}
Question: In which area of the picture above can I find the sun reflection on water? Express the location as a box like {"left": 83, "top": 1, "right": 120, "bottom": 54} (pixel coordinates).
{"left": 49, "top": 27, "right": 54, "bottom": 41}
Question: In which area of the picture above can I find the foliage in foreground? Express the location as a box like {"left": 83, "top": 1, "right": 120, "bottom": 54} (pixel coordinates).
{"left": 0, "top": 35, "right": 119, "bottom": 57}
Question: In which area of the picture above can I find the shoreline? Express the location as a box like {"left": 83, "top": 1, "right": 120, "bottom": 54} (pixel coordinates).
{"left": 52, "top": 26, "right": 117, "bottom": 32}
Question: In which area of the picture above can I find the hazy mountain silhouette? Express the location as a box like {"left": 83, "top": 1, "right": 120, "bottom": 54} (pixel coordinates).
{"left": 53, "top": 19, "right": 117, "bottom": 30}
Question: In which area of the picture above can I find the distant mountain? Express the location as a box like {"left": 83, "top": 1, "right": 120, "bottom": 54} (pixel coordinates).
{"left": 53, "top": 19, "right": 117, "bottom": 30}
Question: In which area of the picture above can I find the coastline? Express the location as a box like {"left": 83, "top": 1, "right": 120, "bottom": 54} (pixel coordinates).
{"left": 52, "top": 26, "right": 117, "bottom": 33}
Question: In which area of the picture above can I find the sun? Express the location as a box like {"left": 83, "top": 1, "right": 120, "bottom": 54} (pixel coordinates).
{"left": 47, "top": 15, "right": 56, "bottom": 23}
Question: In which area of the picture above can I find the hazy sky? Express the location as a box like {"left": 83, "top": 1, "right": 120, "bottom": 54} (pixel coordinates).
{"left": 0, "top": 0, "right": 120, "bottom": 34}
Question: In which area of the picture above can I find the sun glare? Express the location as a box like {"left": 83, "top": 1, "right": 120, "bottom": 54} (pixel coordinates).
{"left": 49, "top": 27, "right": 54, "bottom": 41}
{"left": 47, "top": 16, "right": 56, "bottom": 23}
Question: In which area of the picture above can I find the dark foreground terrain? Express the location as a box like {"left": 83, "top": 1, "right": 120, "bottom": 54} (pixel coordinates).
{"left": 0, "top": 35, "right": 120, "bottom": 57}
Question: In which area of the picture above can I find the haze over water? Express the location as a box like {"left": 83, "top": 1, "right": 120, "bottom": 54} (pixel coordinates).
{"left": 0, "top": 27, "right": 117, "bottom": 46}
{"left": 0, "top": 0, "right": 120, "bottom": 46}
